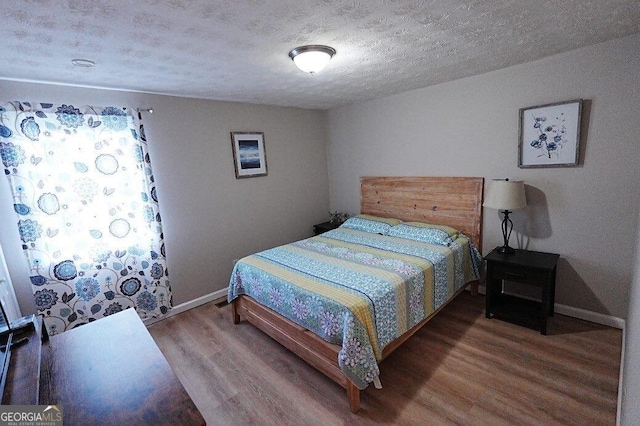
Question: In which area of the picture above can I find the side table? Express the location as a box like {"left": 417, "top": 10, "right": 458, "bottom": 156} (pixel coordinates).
{"left": 313, "top": 221, "right": 341, "bottom": 235}
{"left": 484, "top": 248, "right": 560, "bottom": 335}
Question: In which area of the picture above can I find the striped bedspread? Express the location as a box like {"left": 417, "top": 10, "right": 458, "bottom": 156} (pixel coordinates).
{"left": 228, "top": 227, "right": 481, "bottom": 389}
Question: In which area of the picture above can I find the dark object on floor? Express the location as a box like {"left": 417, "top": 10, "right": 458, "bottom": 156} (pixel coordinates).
{"left": 215, "top": 300, "right": 229, "bottom": 308}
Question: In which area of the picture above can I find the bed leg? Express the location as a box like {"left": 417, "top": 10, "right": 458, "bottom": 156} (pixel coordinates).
{"left": 470, "top": 280, "right": 478, "bottom": 296}
{"left": 231, "top": 300, "right": 240, "bottom": 324}
{"left": 347, "top": 381, "right": 360, "bottom": 413}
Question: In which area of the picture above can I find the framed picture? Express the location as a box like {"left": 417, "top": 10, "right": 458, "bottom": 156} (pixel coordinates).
{"left": 518, "top": 99, "right": 582, "bottom": 168}
{"left": 230, "top": 132, "right": 268, "bottom": 178}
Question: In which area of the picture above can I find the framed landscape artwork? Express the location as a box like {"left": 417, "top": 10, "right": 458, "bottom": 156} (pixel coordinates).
{"left": 518, "top": 99, "right": 582, "bottom": 168}
{"left": 230, "top": 132, "right": 268, "bottom": 178}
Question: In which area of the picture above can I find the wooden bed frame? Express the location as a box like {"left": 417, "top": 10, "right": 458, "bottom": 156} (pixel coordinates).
{"left": 231, "top": 176, "right": 484, "bottom": 413}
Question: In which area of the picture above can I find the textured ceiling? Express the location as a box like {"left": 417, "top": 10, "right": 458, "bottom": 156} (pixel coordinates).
{"left": 2, "top": 0, "right": 639, "bottom": 109}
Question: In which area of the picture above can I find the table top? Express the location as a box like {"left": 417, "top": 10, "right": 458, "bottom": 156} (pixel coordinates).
{"left": 48, "top": 308, "right": 204, "bottom": 425}
{"left": 484, "top": 248, "right": 560, "bottom": 271}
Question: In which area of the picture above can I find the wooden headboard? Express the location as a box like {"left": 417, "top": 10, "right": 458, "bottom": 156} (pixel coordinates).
{"left": 360, "top": 176, "right": 484, "bottom": 251}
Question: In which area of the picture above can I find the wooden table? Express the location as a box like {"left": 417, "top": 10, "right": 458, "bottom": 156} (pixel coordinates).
{"left": 43, "top": 309, "right": 204, "bottom": 425}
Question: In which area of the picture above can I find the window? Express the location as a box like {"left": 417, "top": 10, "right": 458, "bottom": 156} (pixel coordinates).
{"left": 0, "top": 102, "right": 171, "bottom": 334}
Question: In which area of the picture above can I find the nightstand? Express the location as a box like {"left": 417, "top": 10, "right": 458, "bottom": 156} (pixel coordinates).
{"left": 484, "top": 248, "right": 560, "bottom": 335}
{"left": 313, "top": 221, "right": 341, "bottom": 235}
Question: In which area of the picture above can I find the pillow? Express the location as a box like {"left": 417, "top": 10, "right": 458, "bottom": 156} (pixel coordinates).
{"left": 388, "top": 222, "right": 460, "bottom": 246}
{"left": 339, "top": 214, "right": 401, "bottom": 235}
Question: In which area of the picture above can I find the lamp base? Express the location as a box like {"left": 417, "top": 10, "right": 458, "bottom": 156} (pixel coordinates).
{"left": 496, "top": 245, "right": 516, "bottom": 254}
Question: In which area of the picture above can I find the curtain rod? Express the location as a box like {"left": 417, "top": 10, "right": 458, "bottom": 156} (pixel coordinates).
{"left": 135, "top": 108, "right": 154, "bottom": 114}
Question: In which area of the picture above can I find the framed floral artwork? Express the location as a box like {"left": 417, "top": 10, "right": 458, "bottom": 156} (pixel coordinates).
{"left": 230, "top": 132, "right": 268, "bottom": 178}
{"left": 518, "top": 99, "right": 582, "bottom": 168}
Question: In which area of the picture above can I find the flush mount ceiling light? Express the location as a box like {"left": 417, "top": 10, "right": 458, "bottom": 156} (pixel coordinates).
{"left": 288, "top": 45, "right": 336, "bottom": 75}
{"left": 71, "top": 58, "right": 95, "bottom": 67}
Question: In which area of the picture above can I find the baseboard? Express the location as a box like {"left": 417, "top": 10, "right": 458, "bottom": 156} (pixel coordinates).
{"left": 143, "top": 288, "right": 228, "bottom": 327}
{"left": 554, "top": 303, "right": 625, "bottom": 330}
{"left": 150, "top": 285, "right": 626, "bottom": 330}
{"left": 476, "top": 284, "right": 625, "bottom": 330}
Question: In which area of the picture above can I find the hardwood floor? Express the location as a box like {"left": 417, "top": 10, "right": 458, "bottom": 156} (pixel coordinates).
{"left": 148, "top": 292, "right": 622, "bottom": 425}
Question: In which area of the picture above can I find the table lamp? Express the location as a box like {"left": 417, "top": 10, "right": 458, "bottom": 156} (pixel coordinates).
{"left": 483, "top": 178, "right": 527, "bottom": 254}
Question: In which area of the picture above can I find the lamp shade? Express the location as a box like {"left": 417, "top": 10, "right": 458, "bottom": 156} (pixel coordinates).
{"left": 289, "top": 45, "right": 336, "bottom": 74}
{"left": 483, "top": 179, "right": 527, "bottom": 211}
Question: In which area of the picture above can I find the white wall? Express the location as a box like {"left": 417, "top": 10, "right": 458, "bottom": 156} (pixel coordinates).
{"left": 327, "top": 34, "right": 640, "bottom": 319}
{"left": 0, "top": 82, "right": 329, "bottom": 313}
{"left": 620, "top": 202, "right": 640, "bottom": 424}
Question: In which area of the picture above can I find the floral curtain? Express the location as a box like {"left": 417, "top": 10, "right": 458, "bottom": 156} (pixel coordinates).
{"left": 0, "top": 101, "right": 171, "bottom": 334}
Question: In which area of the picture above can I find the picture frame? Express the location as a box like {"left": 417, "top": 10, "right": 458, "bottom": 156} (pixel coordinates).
{"left": 518, "top": 99, "right": 582, "bottom": 168}
{"left": 230, "top": 132, "right": 268, "bottom": 178}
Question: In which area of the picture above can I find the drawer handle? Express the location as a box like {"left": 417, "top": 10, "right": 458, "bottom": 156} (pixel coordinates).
{"left": 502, "top": 271, "right": 527, "bottom": 278}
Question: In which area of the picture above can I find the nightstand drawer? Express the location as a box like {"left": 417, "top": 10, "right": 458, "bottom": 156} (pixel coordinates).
{"left": 491, "top": 263, "right": 549, "bottom": 285}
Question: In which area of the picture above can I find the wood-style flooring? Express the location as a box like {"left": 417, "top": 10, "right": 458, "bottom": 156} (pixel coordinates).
{"left": 148, "top": 292, "right": 622, "bottom": 425}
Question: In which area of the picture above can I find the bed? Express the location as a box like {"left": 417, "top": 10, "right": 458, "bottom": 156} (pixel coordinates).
{"left": 228, "top": 176, "right": 484, "bottom": 412}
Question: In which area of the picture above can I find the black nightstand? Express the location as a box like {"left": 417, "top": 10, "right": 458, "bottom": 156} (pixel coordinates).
{"left": 484, "top": 248, "right": 560, "bottom": 335}
{"left": 313, "top": 221, "right": 341, "bottom": 235}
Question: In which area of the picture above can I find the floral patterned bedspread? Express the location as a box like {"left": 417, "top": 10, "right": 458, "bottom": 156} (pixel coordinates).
{"left": 228, "top": 227, "right": 481, "bottom": 389}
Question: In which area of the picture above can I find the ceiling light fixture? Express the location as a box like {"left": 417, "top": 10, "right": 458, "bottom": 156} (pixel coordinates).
{"left": 71, "top": 59, "right": 95, "bottom": 67}
{"left": 288, "top": 45, "right": 336, "bottom": 75}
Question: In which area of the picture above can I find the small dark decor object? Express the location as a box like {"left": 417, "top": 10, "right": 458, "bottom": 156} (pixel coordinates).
{"left": 328, "top": 211, "right": 349, "bottom": 225}
{"left": 483, "top": 179, "right": 527, "bottom": 254}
